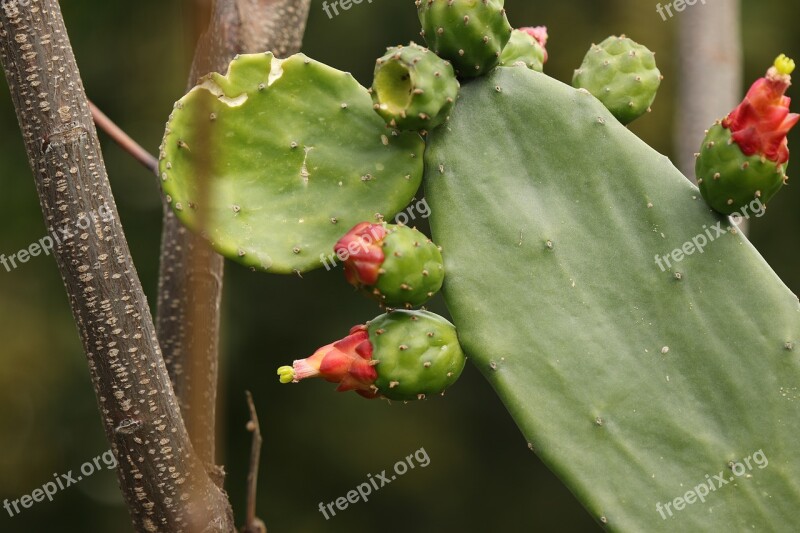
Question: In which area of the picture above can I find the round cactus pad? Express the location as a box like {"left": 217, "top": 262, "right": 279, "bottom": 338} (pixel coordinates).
{"left": 159, "top": 53, "right": 424, "bottom": 273}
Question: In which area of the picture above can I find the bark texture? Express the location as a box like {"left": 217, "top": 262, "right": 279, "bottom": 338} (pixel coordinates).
{"left": 0, "top": 1, "right": 233, "bottom": 531}
{"left": 156, "top": 0, "right": 311, "bottom": 472}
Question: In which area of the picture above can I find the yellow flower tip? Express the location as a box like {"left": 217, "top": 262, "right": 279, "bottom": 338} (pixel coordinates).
{"left": 774, "top": 54, "right": 795, "bottom": 76}
{"left": 277, "top": 365, "right": 296, "bottom": 384}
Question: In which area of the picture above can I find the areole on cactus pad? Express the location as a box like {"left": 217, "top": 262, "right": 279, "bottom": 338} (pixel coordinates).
{"left": 277, "top": 310, "right": 466, "bottom": 401}
{"left": 697, "top": 54, "right": 799, "bottom": 214}
{"left": 334, "top": 221, "right": 445, "bottom": 308}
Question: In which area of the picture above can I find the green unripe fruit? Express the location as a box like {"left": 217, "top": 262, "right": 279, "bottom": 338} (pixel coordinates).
{"left": 371, "top": 43, "right": 459, "bottom": 132}
{"left": 499, "top": 29, "right": 546, "bottom": 72}
{"left": 369, "top": 310, "right": 466, "bottom": 401}
{"left": 375, "top": 224, "right": 445, "bottom": 308}
{"left": 335, "top": 222, "right": 445, "bottom": 309}
{"left": 417, "top": 0, "right": 513, "bottom": 78}
{"left": 572, "top": 35, "right": 662, "bottom": 125}
{"left": 696, "top": 123, "right": 787, "bottom": 214}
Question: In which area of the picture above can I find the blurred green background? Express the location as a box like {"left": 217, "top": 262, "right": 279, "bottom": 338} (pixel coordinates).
{"left": 1, "top": 0, "right": 798, "bottom": 531}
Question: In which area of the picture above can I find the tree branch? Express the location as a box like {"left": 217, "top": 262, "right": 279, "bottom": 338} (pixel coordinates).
{"left": 0, "top": 1, "right": 233, "bottom": 531}
{"left": 156, "top": 0, "right": 311, "bottom": 474}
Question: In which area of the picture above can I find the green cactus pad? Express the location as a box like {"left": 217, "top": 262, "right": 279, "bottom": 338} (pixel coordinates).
{"left": 417, "top": 0, "right": 513, "bottom": 78}
{"left": 697, "top": 123, "right": 787, "bottom": 214}
{"left": 371, "top": 43, "right": 459, "bottom": 132}
{"left": 368, "top": 310, "right": 466, "bottom": 401}
{"left": 426, "top": 66, "right": 800, "bottom": 529}
{"left": 499, "top": 29, "right": 545, "bottom": 72}
{"left": 374, "top": 224, "right": 445, "bottom": 308}
{"left": 573, "top": 35, "right": 662, "bottom": 125}
{"left": 159, "top": 52, "right": 425, "bottom": 273}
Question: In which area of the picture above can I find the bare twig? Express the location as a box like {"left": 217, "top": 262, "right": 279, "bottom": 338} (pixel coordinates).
{"left": 89, "top": 100, "right": 159, "bottom": 176}
{"left": 242, "top": 391, "right": 265, "bottom": 533}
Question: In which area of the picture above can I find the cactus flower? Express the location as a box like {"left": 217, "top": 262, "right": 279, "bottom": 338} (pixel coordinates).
{"left": 334, "top": 222, "right": 445, "bottom": 309}
{"left": 277, "top": 325, "right": 380, "bottom": 399}
{"left": 723, "top": 54, "right": 798, "bottom": 165}
{"left": 334, "top": 222, "right": 386, "bottom": 287}
{"left": 277, "top": 311, "right": 466, "bottom": 401}
{"left": 697, "top": 55, "right": 798, "bottom": 214}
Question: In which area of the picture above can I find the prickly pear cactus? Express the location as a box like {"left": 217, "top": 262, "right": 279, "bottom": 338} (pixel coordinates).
{"left": 159, "top": 52, "right": 424, "bottom": 273}
{"left": 697, "top": 55, "right": 798, "bottom": 214}
{"left": 371, "top": 42, "right": 459, "bottom": 131}
{"left": 416, "top": 0, "right": 512, "bottom": 78}
{"left": 334, "top": 222, "right": 445, "bottom": 308}
{"left": 425, "top": 66, "right": 800, "bottom": 530}
{"left": 573, "top": 35, "right": 662, "bottom": 125}
{"left": 277, "top": 310, "right": 465, "bottom": 401}
{"left": 499, "top": 27, "right": 547, "bottom": 72}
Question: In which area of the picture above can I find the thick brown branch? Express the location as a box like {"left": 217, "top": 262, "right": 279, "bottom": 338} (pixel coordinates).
{"left": 0, "top": 1, "right": 233, "bottom": 531}
{"left": 156, "top": 0, "right": 311, "bottom": 473}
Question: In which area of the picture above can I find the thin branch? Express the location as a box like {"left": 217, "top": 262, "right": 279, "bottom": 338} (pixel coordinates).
{"left": 89, "top": 100, "right": 159, "bottom": 176}
{"left": 0, "top": 1, "right": 234, "bottom": 531}
{"left": 242, "top": 391, "right": 265, "bottom": 533}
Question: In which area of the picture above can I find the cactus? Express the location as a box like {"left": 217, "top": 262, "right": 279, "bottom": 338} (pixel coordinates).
{"left": 416, "top": 0, "right": 513, "bottom": 78}
{"left": 334, "top": 222, "right": 445, "bottom": 308}
{"left": 499, "top": 26, "right": 548, "bottom": 72}
{"left": 371, "top": 42, "right": 459, "bottom": 132}
{"left": 572, "top": 35, "right": 662, "bottom": 125}
{"left": 277, "top": 310, "right": 466, "bottom": 401}
{"left": 155, "top": 3, "right": 800, "bottom": 529}
{"left": 425, "top": 65, "right": 800, "bottom": 530}
{"left": 697, "top": 55, "right": 799, "bottom": 214}
{"left": 159, "top": 52, "right": 424, "bottom": 274}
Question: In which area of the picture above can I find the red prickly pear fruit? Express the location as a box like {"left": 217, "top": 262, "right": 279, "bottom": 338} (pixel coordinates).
{"left": 277, "top": 310, "right": 466, "bottom": 401}
{"left": 334, "top": 222, "right": 445, "bottom": 309}
{"left": 697, "top": 55, "right": 799, "bottom": 215}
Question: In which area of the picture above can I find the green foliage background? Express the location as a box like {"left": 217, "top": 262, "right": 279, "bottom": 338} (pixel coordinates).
{"left": 0, "top": 0, "right": 797, "bottom": 531}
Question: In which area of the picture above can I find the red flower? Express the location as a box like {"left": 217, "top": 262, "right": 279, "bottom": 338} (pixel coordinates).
{"left": 520, "top": 26, "right": 549, "bottom": 63}
{"left": 334, "top": 222, "right": 386, "bottom": 287}
{"left": 723, "top": 54, "right": 799, "bottom": 164}
{"left": 278, "top": 325, "right": 379, "bottom": 399}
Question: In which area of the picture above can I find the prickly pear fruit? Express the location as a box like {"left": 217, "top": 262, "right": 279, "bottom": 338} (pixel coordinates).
{"left": 371, "top": 42, "right": 459, "bottom": 132}
{"left": 697, "top": 55, "right": 799, "bottom": 214}
{"left": 572, "top": 35, "right": 662, "bottom": 125}
{"left": 416, "top": 0, "right": 513, "bottom": 78}
{"left": 334, "top": 222, "right": 444, "bottom": 309}
{"left": 277, "top": 310, "right": 466, "bottom": 401}
{"left": 499, "top": 26, "right": 548, "bottom": 72}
